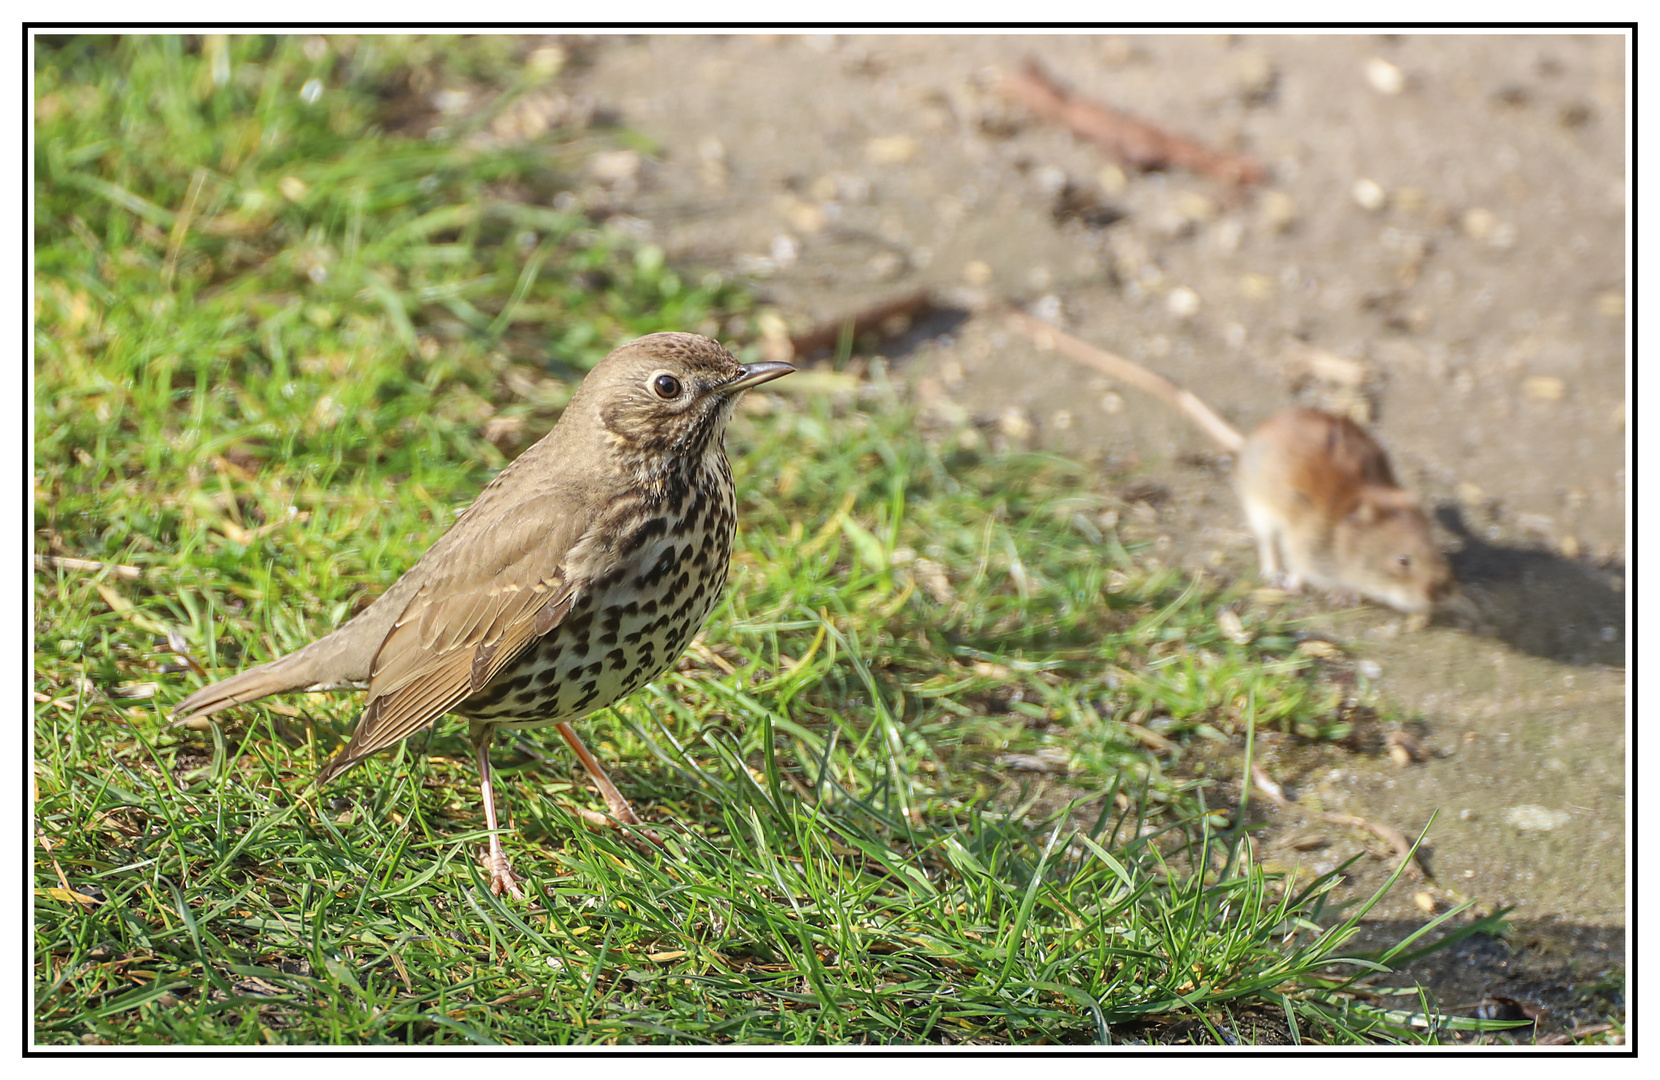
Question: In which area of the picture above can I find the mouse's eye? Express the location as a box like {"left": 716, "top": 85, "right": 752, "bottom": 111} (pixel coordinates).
{"left": 1396, "top": 554, "right": 1413, "bottom": 570}
{"left": 651, "top": 373, "right": 683, "bottom": 399}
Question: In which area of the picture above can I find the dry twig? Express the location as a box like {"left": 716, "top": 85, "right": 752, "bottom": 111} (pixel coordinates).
{"left": 786, "top": 289, "right": 935, "bottom": 360}
{"left": 1250, "top": 763, "right": 1427, "bottom": 879}
{"left": 999, "top": 58, "right": 1265, "bottom": 185}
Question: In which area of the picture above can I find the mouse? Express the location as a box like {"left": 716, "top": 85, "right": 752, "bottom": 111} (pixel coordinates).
{"left": 1006, "top": 309, "right": 1457, "bottom": 615}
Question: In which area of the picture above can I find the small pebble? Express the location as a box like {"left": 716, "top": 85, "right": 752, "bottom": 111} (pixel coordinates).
{"left": 1259, "top": 190, "right": 1298, "bottom": 232}
{"left": 996, "top": 407, "right": 1035, "bottom": 442}
{"left": 769, "top": 234, "right": 800, "bottom": 267}
{"left": 1351, "top": 179, "right": 1388, "bottom": 212}
{"left": 962, "top": 259, "right": 993, "bottom": 286}
{"left": 1216, "top": 607, "right": 1251, "bottom": 645}
{"left": 1366, "top": 57, "right": 1407, "bottom": 95}
{"left": 865, "top": 135, "right": 918, "bottom": 164}
{"left": 1461, "top": 207, "right": 1500, "bottom": 240}
{"left": 1033, "top": 165, "right": 1068, "bottom": 196}
{"left": 1357, "top": 659, "right": 1383, "bottom": 680}
{"left": 785, "top": 201, "right": 826, "bottom": 235}
{"left": 1232, "top": 52, "right": 1278, "bottom": 102}
{"left": 1523, "top": 375, "right": 1565, "bottom": 401}
{"left": 866, "top": 251, "right": 905, "bottom": 281}
{"left": 1503, "top": 805, "right": 1572, "bottom": 831}
{"left": 527, "top": 45, "right": 566, "bottom": 76}
{"left": 1174, "top": 191, "right": 1217, "bottom": 223}
{"left": 589, "top": 149, "right": 641, "bottom": 184}
{"left": 1166, "top": 286, "right": 1200, "bottom": 318}
{"left": 1031, "top": 294, "right": 1063, "bottom": 322}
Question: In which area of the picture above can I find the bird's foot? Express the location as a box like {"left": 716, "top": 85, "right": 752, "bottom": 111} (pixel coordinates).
{"left": 479, "top": 848, "right": 526, "bottom": 899}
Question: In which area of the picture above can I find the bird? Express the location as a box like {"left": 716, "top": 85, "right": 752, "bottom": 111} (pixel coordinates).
{"left": 172, "top": 333, "right": 794, "bottom": 898}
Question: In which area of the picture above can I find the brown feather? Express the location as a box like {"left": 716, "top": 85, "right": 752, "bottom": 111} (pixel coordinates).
{"left": 329, "top": 587, "right": 576, "bottom": 773}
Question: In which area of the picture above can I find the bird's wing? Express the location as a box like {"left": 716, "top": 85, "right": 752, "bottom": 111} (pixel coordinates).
{"left": 317, "top": 485, "right": 595, "bottom": 781}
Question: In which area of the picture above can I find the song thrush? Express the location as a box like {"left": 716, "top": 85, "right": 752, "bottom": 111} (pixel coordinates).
{"left": 173, "top": 333, "right": 793, "bottom": 897}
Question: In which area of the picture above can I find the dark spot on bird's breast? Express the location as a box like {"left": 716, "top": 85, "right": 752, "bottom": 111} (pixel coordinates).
{"left": 622, "top": 514, "right": 668, "bottom": 555}
{"left": 634, "top": 546, "right": 679, "bottom": 589}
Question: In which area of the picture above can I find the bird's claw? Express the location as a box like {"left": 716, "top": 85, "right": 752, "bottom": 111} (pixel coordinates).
{"left": 480, "top": 848, "right": 525, "bottom": 899}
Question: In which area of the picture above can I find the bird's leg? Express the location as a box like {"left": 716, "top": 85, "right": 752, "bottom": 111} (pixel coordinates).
{"left": 471, "top": 725, "right": 525, "bottom": 899}
{"left": 555, "top": 723, "right": 669, "bottom": 849}
{"left": 554, "top": 721, "right": 643, "bottom": 825}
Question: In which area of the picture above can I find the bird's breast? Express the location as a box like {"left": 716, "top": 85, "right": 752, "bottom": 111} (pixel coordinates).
{"left": 460, "top": 474, "right": 737, "bottom": 727}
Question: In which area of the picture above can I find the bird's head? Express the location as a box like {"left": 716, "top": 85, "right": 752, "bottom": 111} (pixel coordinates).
{"left": 574, "top": 333, "right": 793, "bottom": 480}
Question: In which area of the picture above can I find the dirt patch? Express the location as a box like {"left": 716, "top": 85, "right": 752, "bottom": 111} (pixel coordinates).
{"left": 568, "top": 32, "right": 1627, "bottom": 1030}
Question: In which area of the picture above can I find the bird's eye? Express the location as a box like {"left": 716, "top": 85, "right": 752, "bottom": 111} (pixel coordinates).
{"left": 652, "top": 373, "right": 682, "bottom": 399}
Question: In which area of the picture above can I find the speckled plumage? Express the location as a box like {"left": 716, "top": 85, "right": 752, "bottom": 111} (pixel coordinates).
{"left": 459, "top": 455, "right": 735, "bottom": 726}
{"left": 173, "top": 333, "right": 792, "bottom": 897}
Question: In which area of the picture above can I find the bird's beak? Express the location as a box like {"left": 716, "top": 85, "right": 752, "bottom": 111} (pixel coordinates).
{"left": 725, "top": 360, "right": 796, "bottom": 392}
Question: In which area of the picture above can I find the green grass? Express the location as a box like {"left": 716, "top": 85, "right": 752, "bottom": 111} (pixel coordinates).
{"left": 34, "top": 34, "right": 1517, "bottom": 1046}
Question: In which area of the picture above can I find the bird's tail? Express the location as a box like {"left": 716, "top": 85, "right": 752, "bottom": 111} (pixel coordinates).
{"left": 171, "top": 647, "right": 353, "bottom": 726}
{"left": 172, "top": 570, "right": 421, "bottom": 726}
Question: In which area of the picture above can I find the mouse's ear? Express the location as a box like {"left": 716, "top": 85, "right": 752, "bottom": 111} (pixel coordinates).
{"left": 1371, "top": 486, "right": 1425, "bottom": 513}
{"left": 1352, "top": 486, "right": 1424, "bottom": 525}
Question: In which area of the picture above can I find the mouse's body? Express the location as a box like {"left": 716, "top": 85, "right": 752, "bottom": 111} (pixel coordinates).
{"left": 1007, "top": 310, "right": 1456, "bottom": 614}
{"left": 1234, "top": 408, "right": 1455, "bottom": 614}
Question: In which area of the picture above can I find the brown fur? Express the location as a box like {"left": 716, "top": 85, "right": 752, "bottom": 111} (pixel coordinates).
{"left": 1006, "top": 310, "right": 1456, "bottom": 614}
